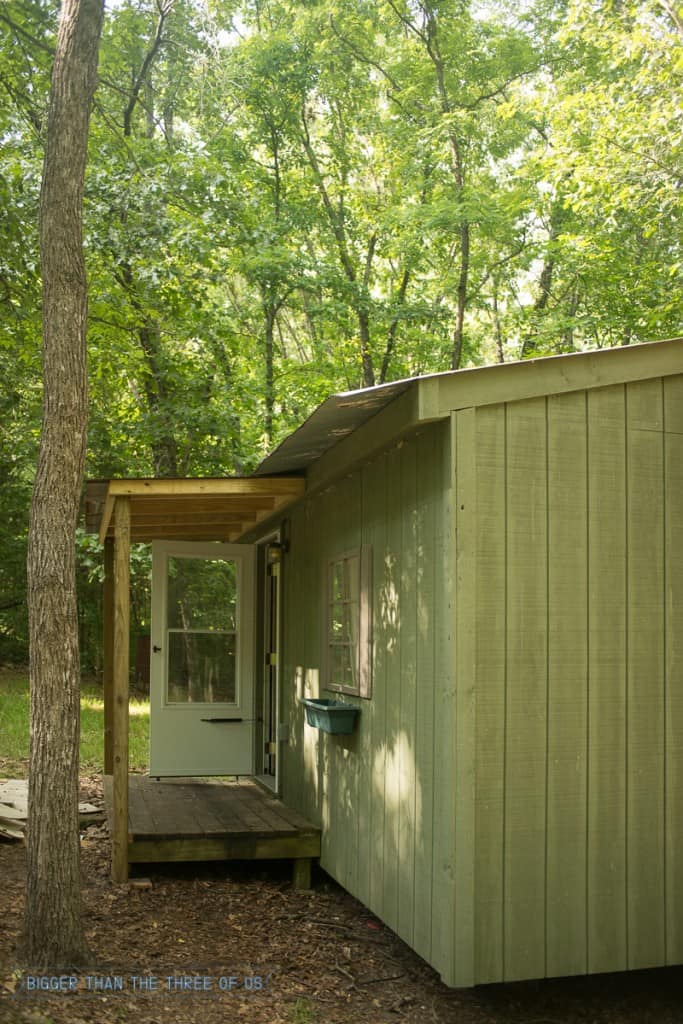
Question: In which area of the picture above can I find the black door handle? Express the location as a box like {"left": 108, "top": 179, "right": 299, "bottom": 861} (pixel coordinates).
{"left": 153, "top": 645, "right": 162, "bottom": 653}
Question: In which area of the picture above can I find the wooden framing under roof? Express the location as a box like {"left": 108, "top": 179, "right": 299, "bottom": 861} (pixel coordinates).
{"left": 84, "top": 476, "right": 305, "bottom": 544}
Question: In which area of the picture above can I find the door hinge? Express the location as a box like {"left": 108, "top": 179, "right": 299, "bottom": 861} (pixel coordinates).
{"left": 265, "top": 741, "right": 277, "bottom": 755}
{"left": 267, "top": 544, "right": 283, "bottom": 567}
{"left": 265, "top": 652, "right": 278, "bottom": 667}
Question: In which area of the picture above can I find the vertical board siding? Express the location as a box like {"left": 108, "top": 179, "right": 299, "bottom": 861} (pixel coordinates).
{"left": 626, "top": 380, "right": 665, "bottom": 968}
{"left": 503, "top": 398, "right": 548, "bottom": 982}
{"left": 398, "top": 441, "right": 418, "bottom": 944}
{"left": 341, "top": 473, "right": 363, "bottom": 896}
{"left": 454, "top": 409, "right": 477, "bottom": 987}
{"left": 413, "top": 430, "right": 437, "bottom": 963}
{"left": 366, "top": 453, "right": 387, "bottom": 917}
{"left": 587, "top": 385, "right": 628, "bottom": 974}
{"left": 382, "top": 444, "right": 403, "bottom": 932}
{"left": 473, "top": 378, "right": 675, "bottom": 983}
{"left": 430, "top": 422, "right": 457, "bottom": 983}
{"left": 546, "top": 392, "right": 588, "bottom": 977}
{"left": 281, "top": 369, "right": 681, "bottom": 989}
{"left": 279, "top": 423, "right": 451, "bottom": 980}
{"left": 664, "top": 376, "right": 683, "bottom": 964}
{"left": 320, "top": 475, "right": 362, "bottom": 888}
{"left": 473, "top": 405, "right": 507, "bottom": 983}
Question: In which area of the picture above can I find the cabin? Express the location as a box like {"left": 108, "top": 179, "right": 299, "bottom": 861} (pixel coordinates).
{"left": 85, "top": 337, "right": 683, "bottom": 988}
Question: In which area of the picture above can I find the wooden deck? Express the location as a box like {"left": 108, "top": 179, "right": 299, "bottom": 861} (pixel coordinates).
{"left": 103, "top": 775, "right": 320, "bottom": 886}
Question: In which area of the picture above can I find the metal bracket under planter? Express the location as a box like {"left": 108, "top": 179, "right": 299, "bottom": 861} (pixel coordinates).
{"left": 301, "top": 698, "right": 360, "bottom": 735}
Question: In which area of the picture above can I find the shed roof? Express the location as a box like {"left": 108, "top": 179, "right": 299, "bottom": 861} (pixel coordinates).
{"left": 256, "top": 338, "right": 683, "bottom": 477}
{"left": 85, "top": 338, "right": 683, "bottom": 543}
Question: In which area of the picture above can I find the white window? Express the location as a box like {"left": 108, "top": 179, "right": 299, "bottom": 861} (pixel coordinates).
{"left": 326, "top": 546, "right": 372, "bottom": 698}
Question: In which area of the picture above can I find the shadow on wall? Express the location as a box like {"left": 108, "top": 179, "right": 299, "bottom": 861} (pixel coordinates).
{"left": 288, "top": 528, "right": 434, "bottom": 952}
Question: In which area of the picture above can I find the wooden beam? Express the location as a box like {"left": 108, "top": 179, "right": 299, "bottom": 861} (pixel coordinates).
{"left": 292, "top": 858, "right": 312, "bottom": 890}
{"left": 128, "top": 512, "right": 270, "bottom": 526}
{"left": 96, "top": 481, "right": 304, "bottom": 543}
{"left": 127, "top": 833, "right": 321, "bottom": 864}
{"left": 112, "top": 497, "right": 131, "bottom": 884}
{"left": 103, "top": 538, "right": 114, "bottom": 775}
{"left": 98, "top": 489, "right": 115, "bottom": 545}
{"left": 421, "top": 336, "right": 683, "bottom": 419}
{"left": 123, "top": 496, "right": 277, "bottom": 515}
{"left": 127, "top": 526, "right": 242, "bottom": 542}
{"left": 107, "top": 477, "right": 305, "bottom": 498}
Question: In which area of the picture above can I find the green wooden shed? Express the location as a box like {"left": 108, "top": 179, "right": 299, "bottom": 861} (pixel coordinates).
{"left": 246, "top": 337, "right": 683, "bottom": 987}
{"left": 86, "top": 337, "right": 683, "bottom": 987}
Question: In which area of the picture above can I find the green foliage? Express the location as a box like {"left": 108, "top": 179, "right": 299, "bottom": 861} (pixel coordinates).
{"left": 0, "top": 0, "right": 680, "bottom": 665}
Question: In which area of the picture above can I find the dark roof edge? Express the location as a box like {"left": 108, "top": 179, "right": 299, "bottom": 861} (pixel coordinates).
{"left": 254, "top": 378, "right": 415, "bottom": 476}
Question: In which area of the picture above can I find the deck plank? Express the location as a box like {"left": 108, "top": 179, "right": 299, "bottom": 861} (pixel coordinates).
{"left": 232, "top": 786, "right": 313, "bottom": 831}
{"left": 103, "top": 775, "right": 321, "bottom": 864}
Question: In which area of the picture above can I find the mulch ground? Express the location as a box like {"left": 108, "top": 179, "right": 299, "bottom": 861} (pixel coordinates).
{"left": 1, "top": 776, "right": 683, "bottom": 1024}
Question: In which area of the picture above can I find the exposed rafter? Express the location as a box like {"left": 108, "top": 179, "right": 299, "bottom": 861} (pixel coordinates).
{"left": 84, "top": 477, "right": 305, "bottom": 545}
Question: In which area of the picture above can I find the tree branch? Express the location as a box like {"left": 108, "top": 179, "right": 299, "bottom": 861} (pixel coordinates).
{"left": 300, "top": 106, "right": 357, "bottom": 284}
{"left": 385, "top": 0, "right": 429, "bottom": 44}
{"left": 122, "top": 0, "right": 174, "bottom": 138}
{"left": 658, "top": 0, "right": 683, "bottom": 36}
{"left": 380, "top": 265, "right": 410, "bottom": 383}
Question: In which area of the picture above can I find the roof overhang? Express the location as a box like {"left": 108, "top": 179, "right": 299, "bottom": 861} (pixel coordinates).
{"left": 255, "top": 337, "right": 683, "bottom": 481}
{"left": 84, "top": 477, "right": 305, "bottom": 545}
{"left": 255, "top": 379, "right": 415, "bottom": 476}
{"left": 86, "top": 338, "right": 683, "bottom": 544}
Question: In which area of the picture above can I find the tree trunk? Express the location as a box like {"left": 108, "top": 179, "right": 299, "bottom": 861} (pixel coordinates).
{"left": 424, "top": 13, "right": 470, "bottom": 371}
{"left": 492, "top": 283, "right": 505, "bottom": 364}
{"left": 358, "top": 308, "right": 375, "bottom": 388}
{"left": 452, "top": 220, "right": 470, "bottom": 370}
{"left": 22, "top": 0, "right": 103, "bottom": 970}
{"left": 264, "top": 301, "right": 276, "bottom": 447}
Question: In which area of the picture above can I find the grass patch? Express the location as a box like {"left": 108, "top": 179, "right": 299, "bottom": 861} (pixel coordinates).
{"left": 287, "top": 998, "right": 317, "bottom": 1024}
{"left": 0, "top": 668, "right": 149, "bottom": 778}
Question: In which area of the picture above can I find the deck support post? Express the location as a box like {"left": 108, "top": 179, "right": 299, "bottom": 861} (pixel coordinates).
{"left": 112, "top": 497, "right": 131, "bottom": 884}
{"left": 103, "top": 537, "right": 114, "bottom": 775}
{"left": 292, "top": 858, "right": 312, "bottom": 890}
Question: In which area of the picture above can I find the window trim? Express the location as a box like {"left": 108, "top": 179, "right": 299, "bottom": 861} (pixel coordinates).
{"left": 325, "top": 545, "right": 372, "bottom": 699}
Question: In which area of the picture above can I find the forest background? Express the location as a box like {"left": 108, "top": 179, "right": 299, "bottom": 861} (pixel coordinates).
{"left": 0, "top": 0, "right": 681, "bottom": 671}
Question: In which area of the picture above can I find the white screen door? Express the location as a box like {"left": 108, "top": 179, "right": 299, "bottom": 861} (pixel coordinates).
{"left": 150, "top": 540, "right": 255, "bottom": 777}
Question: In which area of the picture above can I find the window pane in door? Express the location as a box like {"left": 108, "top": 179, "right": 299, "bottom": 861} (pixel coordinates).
{"left": 166, "top": 556, "right": 239, "bottom": 703}
{"left": 167, "top": 557, "right": 237, "bottom": 631}
{"left": 167, "top": 631, "right": 237, "bottom": 703}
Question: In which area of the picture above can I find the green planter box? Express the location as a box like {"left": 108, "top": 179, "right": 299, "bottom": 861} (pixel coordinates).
{"left": 301, "top": 698, "right": 360, "bottom": 735}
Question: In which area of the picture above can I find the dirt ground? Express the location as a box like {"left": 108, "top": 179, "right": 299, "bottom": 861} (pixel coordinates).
{"left": 1, "top": 776, "right": 683, "bottom": 1024}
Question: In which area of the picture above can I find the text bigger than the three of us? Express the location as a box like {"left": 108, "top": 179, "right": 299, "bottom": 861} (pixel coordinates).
{"left": 21, "top": 974, "right": 269, "bottom": 994}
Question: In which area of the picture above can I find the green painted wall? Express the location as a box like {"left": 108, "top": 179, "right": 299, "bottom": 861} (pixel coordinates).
{"left": 275, "top": 372, "right": 683, "bottom": 989}
{"left": 279, "top": 421, "right": 457, "bottom": 984}
{"left": 469, "top": 375, "right": 683, "bottom": 983}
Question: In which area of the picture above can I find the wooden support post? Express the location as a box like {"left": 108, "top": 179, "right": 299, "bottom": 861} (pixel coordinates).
{"left": 112, "top": 497, "right": 131, "bottom": 884}
{"left": 103, "top": 537, "right": 114, "bottom": 775}
{"left": 292, "top": 858, "right": 312, "bottom": 890}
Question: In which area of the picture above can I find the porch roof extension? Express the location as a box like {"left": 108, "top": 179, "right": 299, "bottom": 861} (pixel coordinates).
{"left": 84, "top": 476, "right": 305, "bottom": 544}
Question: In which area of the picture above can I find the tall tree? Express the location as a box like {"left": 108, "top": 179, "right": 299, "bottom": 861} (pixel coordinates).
{"left": 23, "top": 0, "right": 103, "bottom": 968}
